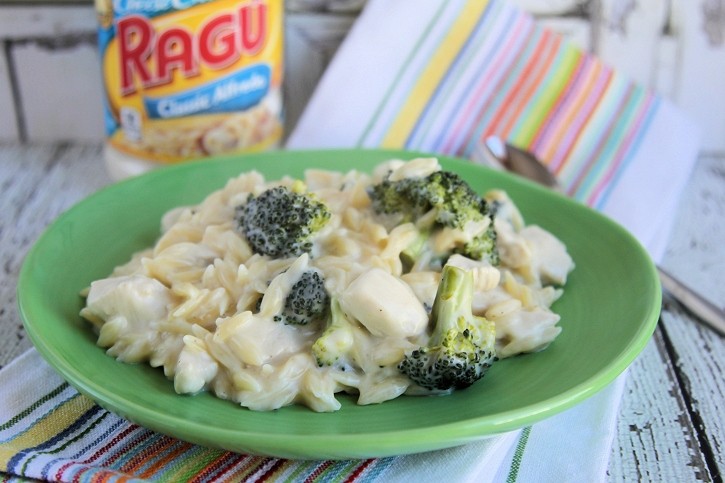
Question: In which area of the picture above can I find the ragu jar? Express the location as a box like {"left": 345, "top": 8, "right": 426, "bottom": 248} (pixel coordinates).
{"left": 95, "top": 0, "right": 284, "bottom": 179}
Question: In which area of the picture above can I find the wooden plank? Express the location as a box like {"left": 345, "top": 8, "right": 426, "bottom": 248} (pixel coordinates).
{"left": 0, "top": 49, "right": 19, "bottom": 141}
{"left": 595, "top": 0, "right": 669, "bottom": 89}
{"left": 0, "top": 145, "right": 54, "bottom": 368}
{"left": 660, "top": 302, "right": 725, "bottom": 476}
{"left": 609, "top": 153, "right": 725, "bottom": 480}
{"left": 12, "top": 41, "right": 105, "bottom": 142}
{"left": 499, "top": 1, "right": 593, "bottom": 50}
{"left": 536, "top": 17, "right": 592, "bottom": 51}
{"left": 284, "top": 12, "right": 356, "bottom": 137}
{"left": 658, "top": 153, "right": 725, "bottom": 476}
{"left": 672, "top": 0, "right": 725, "bottom": 153}
{"left": 286, "top": 0, "right": 367, "bottom": 13}
{"left": 652, "top": 34, "right": 680, "bottom": 100}
{"left": 0, "top": 143, "right": 109, "bottom": 368}
{"left": 0, "top": 6, "right": 95, "bottom": 39}
{"left": 660, "top": 154, "right": 725, "bottom": 306}
{"left": 607, "top": 330, "right": 710, "bottom": 481}
{"left": 508, "top": 0, "right": 588, "bottom": 16}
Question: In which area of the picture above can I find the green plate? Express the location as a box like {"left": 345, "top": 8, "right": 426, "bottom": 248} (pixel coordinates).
{"left": 17, "top": 149, "right": 660, "bottom": 459}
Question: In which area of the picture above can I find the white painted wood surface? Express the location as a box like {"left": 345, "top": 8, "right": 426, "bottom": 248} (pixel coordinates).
{"left": 0, "top": 5, "right": 96, "bottom": 37}
{"left": 674, "top": 0, "right": 725, "bottom": 155}
{"left": 595, "top": 0, "right": 670, "bottom": 89}
{"left": 607, "top": 153, "right": 725, "bottom": 481}
{"left": 0, "top": 52, "right": 19, "bottom": 141}
{"left": 284, "top": 12, "right": 356, "bottom": 135}
{"left": 0, "top": 144, "right": 722, "bottom": 481}
{"left": 13, "top": 42, "right": 105, "bottom": 142}
{"left": 0, "top": 144, "right": 110, "bottom": 365}
{"left": 608, "top": 334, "right": 709, "bottom": 481}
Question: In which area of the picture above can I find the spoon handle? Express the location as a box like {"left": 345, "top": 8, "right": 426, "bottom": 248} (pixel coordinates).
{"left": 657, "top": 267, "right": 725, "bottom": 336}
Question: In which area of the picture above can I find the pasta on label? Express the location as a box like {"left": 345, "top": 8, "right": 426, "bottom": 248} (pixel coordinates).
{"left": 80, "top": 158, "right": 575, "bottom": 412}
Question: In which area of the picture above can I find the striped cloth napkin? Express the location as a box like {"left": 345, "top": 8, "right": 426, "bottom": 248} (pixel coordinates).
{"left": 0, "top": 349, "right": 621, "bottom": 482}
{"left": 1, "top": 0, "right": 699, "bottom": 482}
{"left": 287, "top": 0, "right": 699, "bottom": 262}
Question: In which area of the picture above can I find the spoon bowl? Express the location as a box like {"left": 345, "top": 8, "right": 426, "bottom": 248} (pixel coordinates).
{"left": 477, "top": 135, "right": 725, "bottom": 337}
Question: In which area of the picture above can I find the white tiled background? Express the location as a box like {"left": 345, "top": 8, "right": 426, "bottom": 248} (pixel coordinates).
{"left": 1, "top": 0, "right": 724, "bottom": 153}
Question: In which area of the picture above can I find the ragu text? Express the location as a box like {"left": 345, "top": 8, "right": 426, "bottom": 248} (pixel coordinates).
{"left": 117, "top": 1, "right": 267, "bottom": 96}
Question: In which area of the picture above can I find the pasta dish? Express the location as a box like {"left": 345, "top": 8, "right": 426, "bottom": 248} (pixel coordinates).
{"left": 80, "top": 157, "right": 574, "bottom": 412}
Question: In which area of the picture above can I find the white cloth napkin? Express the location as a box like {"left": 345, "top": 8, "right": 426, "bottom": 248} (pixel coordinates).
{"left": 286, "top": 0, "right": 701, "bottom": 480}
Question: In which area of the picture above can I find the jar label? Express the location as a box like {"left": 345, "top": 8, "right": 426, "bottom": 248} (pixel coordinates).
{"left": 97, "top": 0, "right": 283, "bottom": 163}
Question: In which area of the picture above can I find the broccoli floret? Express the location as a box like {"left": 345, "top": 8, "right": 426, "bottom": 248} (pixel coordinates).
{"left": 237, "top": 185, "right": 331, "bottom": 258}
{"left": 368, "top": 170, "right": 499, "bottom": 264}
{"left": 274, "top": 270, "right": 330, "bottom": 326}
{"left": 368, "top": 177, "right": 426, "bottom": 220}
{"left": 311, "top": 298, "right": 354, "bottom": 366}
{"left": 413, "top": 171, "right": 482, "bottom": 227}
{"left": 461, "top": 222, "right": 499, "bottom": 265}
{"left": 398, "top": 265, "right": 496, "bottom": 392}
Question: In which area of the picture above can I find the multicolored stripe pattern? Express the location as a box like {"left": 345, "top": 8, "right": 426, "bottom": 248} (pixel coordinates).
{"left": 0, "top": 377, "right": 392, "bottom": 482}
{"left": 356, "top": 0, "right": 659, "bottom": 210}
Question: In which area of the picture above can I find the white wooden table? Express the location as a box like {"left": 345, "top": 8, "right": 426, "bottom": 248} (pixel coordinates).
{"left": 0, "top": 143, "right": 722, "bottom": 481}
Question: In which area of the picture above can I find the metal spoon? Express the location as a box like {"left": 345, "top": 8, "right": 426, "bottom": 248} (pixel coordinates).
{"left": 476, "top": 135, "right": 725, "bottom": 337}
